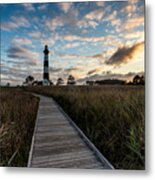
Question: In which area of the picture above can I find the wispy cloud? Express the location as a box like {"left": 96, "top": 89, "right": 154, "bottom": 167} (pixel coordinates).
{"left": 87, "top": 67, "right": 103, "bottom": 75}
{"left": 63, "top": 34, "right": 105, "bottom": 43}
{"left": 1, "top": 16, "right": 29, "bottom": 31}
{"left": 22, "top": 3, "right": 35, "bottom": 11}
{"left": 11, "top": 37, "right": 33, "bottom": 47}
{"left": 116, "top": 16, "right": 144, "bottom": 34}
{"left": 85, "top": 9, "right": 105, "bottom": 21}
{"left": 7, "top": 46, "right": 39, "bottom": 66}
{"left": 38, "top": 4, "right": 48, "bottom": 11}
{"left": 29, "top": 31, "right": 41, "bottom": 39}
{"left": 65, "top": 67, "right": 80, "bottom": 72}
{"left": 49, "top": 67, "right": 63, "bottom": 73}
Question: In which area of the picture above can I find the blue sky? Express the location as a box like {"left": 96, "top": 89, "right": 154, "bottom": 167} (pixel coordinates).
{"left": 1, "top": 0, "right": 145, "bottom": 85}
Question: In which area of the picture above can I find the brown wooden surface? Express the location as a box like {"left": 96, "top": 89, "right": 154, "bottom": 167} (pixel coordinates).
{"left": 28, "top": 95, "right": 113, "bottom": 169}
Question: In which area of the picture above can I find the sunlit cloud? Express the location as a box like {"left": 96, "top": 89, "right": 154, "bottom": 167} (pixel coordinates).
{"left": 59, "top": 2, "right": 72, "bottom": 13}
{"left": 118, "top": 16, "right": 144, "bottom": 33}
{"left": 85, "top": 9, "right": 105, "bottom": 21}
{"left": 96, "top": 1, "right": 105, "bottom": 7}
{"left": 107, "top": 42, "right": 144, "bottom": 66}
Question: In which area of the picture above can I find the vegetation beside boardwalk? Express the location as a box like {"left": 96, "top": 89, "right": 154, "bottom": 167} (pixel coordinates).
{"left": 26, "top": 85, "right": 145, "bottom": 169}
{"left": 0, "top": 88, "right": 39, "bottom": 167}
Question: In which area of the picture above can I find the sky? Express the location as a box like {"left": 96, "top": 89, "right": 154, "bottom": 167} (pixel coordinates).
{"left": 0, "top": 0, "right": 145, "bottom": 85}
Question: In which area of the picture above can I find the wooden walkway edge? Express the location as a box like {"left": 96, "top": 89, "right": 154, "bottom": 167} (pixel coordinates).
{"left": 27, "top": 94, "right": 114, "bottom": 169}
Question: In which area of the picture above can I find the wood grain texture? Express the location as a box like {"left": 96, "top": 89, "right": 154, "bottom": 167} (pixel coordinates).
{"left": 28, "top": 94, "right": 114, "bottom": 169}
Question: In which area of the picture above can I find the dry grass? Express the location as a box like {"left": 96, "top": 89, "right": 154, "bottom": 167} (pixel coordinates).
{"left": 26, "top": 85, "right": 145, "bottom": 170}
{"left": 0, "top": 88, "right": 39, "bottom": 167}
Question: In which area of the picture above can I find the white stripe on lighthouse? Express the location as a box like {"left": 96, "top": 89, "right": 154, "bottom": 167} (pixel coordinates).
{"left": 44, "top": 66, "right": 49, "bottom": 73}
{"left": 45, "top": 55, "right": 48, "bottom": 61}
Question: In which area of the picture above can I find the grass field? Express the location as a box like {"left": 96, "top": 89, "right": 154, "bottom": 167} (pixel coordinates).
{"left": 0, "top": 88, "right": 39, "bottom": 167}
{"left": 26, "top": 85, "right": 145, "bottom": 170}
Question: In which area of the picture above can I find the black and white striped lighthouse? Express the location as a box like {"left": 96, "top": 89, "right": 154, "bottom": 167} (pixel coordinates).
{"left": 43, "top": 45, "right": 49, "bottom": 84}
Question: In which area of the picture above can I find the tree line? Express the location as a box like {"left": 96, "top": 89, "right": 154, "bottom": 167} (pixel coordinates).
{"left": 23, "top": 75, "right": 76, "bottom": 86}
{"left": 22, "top": 74, "right": 144, "bottom": 86}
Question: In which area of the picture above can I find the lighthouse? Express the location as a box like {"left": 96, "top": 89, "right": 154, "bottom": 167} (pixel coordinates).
{"left": 43, "top": 45, "right": 49, "bottom": 85}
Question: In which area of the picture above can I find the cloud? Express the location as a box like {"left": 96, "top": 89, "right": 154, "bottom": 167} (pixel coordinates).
{"left": 45, "top": 11, "right": 80, "bottom": 32}
{"left": 64, "top": 42, "right": 80, "bottom": 49}
{"left": 92, "top": 49, "right": 115, "bottom": 64}
{"left": 58, "top": 54, "right": 81, "bottom": 59}
{"left": 78, "top": 71, "right": 144, "bottom": 84}
{"left": 111, "top": 19, "right": 121, "bottom": 26}
{"left": 1, "top": 62, "right": 38, "bottom": 85}
{"left": 123, "top": 16, "right": 144, "bottom": 30}
{"left": 59, "top": 2, "right": 72, "bottom": 13}
{"left": 129, "top": 0, "right": 139, "bottom": 5}
{"left": 107, "top": 42, "right": 144, "bottom": 66}
{"left": 121, "top": 4, "right": 136, "bottom": 14}
{"left": 96, "top": 1, "right": 105, "bottom": 7}
{"left": 7, "top": 46, "right": 39, "bottom": 66}
{"left": 124, "top": 31, "right": 144, "bottom": 41}
{"left": 63, "top": 34, "right": 105, "bottom": 43}
{"left": 87, "top": 68, "right": 103, "bottom": 75}
{"left": 65, "top": 67, "right": 80, "bottom": 72}
{"left": 85, "top": 9, "right": 105, "bottom": 21}
{"left": 41, "top": 37, "right": 56, "bottom": 47}
{"left": 22, "top": 3, "right": 35, "bottom": 11}
{"left": 45, "top": 16, "right": 64, "bottom": 31}
{"left": 116, "top": 16, "right": 144, "bottom": 33}
{"left": 38, "top": 4, "right": 48, "bottom": 10}
{"left": 11, "top": 37, "right": 33, "bottom": 46}
{"left": 1, "top": 16, "right": 30, "bottom": 31}
{"left": 77, "top": 19, "right": 98, "bottom": 29}
{"left": 49, "top": 67, "right": 63, "bottom": 73}
{"left": 29, "top": 31, "right": 41, "bottom": 39}
{"left": 103, "top": 10, "right": 117, "bottom": 22}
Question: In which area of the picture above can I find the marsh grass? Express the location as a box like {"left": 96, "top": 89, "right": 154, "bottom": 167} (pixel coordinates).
{"left": 26, "top": 85, "right": 144, "bottom": 169}
{"left": 0, "top": 88, "right": 39, "bottom": 167}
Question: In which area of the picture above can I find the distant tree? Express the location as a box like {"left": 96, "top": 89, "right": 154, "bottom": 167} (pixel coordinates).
{"left": 6, "top": 82, "right": 10, "bottom": 87}
{"left": 26, "top": 75, "right": 34, "bottom": 83}
{"left": 56, "top": 78, "right": 64, "bottom": 86}
{"left": 127, "top": 81, "right": 134, "bottom": 85}
{"left": 133, "top": 75, "right": 141, "bottom": 85}
{"left": 86, "top": 80, "right": 94, "bottom": 86}
{"left": 49, "top": 80, "right": 54, "bottom": 86}
{"left": 32, "top": 80, "right": 38, "bottom": 86}
{"left": 67, "top": 75, "right": 76, "bottom": 85}
{"left": 140, "top": 75, "right": 145, "bottom": 85}
{"left": 133, "top": 75, "right": 145, "bottom": 85}
{"left": 23, "top": 75, "right": 34, "bottom": 86}
{"left": 37, "top": 81, "right": 43, "bottom": 86}
{"left": 95, "top": 79, "right": 126, "bottom": 85}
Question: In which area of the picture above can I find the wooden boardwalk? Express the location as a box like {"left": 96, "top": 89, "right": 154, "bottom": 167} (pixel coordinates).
{"left": 28, "top": 94, "right": 114, "bottom": 169}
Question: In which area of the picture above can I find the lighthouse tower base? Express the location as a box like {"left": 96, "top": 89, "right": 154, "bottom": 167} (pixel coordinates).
{"left": 43, "top": 79, "right": 50, "bottom": 86}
